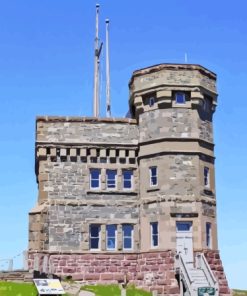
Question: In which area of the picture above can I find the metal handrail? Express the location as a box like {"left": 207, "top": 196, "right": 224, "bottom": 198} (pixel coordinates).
{"left": 196, "top": 253, "right": 219, "bottom": 290}
{"left": 175, "top": 253, "right": 194, "bottom": 295}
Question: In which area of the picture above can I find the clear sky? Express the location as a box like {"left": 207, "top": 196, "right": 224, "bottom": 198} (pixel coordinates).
{"left": 0, "top": 0, "right": 246, "bottom": 289}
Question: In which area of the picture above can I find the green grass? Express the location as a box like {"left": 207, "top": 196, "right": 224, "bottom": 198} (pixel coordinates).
{"left": 81, "top": 284, "right": 152, "bottom": 296}
{"left": 0, "top": 281, "right": 70, "bottom": 296}
{"left": 233, "top": 290, "right": 247, "bottom": 296}
{"left": 0, "top": 282, "right": 37, "bottom": 296}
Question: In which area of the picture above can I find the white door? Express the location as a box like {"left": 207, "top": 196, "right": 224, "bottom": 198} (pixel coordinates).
{"left": 176, "top": 221, "right": 193, "bottom": 265}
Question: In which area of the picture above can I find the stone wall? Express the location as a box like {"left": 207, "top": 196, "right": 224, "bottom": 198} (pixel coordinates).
{"left": 28, "top": 250, "right": 231, "bottom": 296}
{"left": 38, "top": 160, "right": 139, "bottom": 200}
{"left": 36, "top": 117, "right": 138, "bottom": 145}
{"left": 204, "top": 250, "right": 231, "bottom": 296}
{"left": 28, "top": 251, "right": 179, "bottom": 296}
{"left": 139, "top": 154, "right": 200, "bottom": 199}
{"left": 139, "top": 108, "right": 213, "bottom": 144}
{"left": 48, "top": 203, "right": 139, "bottom": 252}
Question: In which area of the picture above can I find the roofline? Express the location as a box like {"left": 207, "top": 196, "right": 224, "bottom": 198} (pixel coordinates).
{"left": 36, "top": 116, "right": 137, "bottom": 125}
{"left": 129, "top": 63, "right": 217, "bottom": 87}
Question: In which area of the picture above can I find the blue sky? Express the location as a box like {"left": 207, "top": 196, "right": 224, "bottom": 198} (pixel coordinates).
{"left": 0, "top": 0, "right": 246, "bottom": 289}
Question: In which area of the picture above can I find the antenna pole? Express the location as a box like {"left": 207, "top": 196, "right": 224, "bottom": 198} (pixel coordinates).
{"left": 184, "top": 53, "right": 188, "bottom": 63}
{"left": 105, "top": 19, "right": 111, "bottom": 117}
{"left": 93, "top": 4, "right": 100, "bottom": 117}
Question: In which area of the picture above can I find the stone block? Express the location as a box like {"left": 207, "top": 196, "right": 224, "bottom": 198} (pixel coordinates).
{"left": 50, "top": 148, "right": 56, "bottom": 156}
{"left": 84, "top": 273, "right": 100, "bottom": 280}
{"left": 60, "top": 148, "right": 67, "bottom": 157}
{"left": 119, "top": 150, "right": 126, "bottom": 158}
{"left": 80, "top": 148, "right": 87, "bottom": 157}
{"left": 70, "top": 148, "right": 77, "bottom": 157}
{"left": 100, "top": 273, "right": 114, "bottom": 280}
{"left": 156, "top": 90, "right": 172, "bottom": 98}
{"left": 38, "top": 148, "right": 47, "bottom": 157}
{"left": 100, "top": 149, "right": 106, "bottom": 157}
{"left": 129, "top": 150, "right": 135, "bottom": 158}
{"left": 90, "top": 149, "right": 97, "bottom": 157}
{"left": 109, "top": 149, "right": 116, "bottom": 157}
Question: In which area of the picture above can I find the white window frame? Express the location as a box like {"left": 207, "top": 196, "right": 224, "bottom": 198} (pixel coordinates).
{"left": 122, "top": 224, "right": 133, "bottom": 250}
{"left": 149, "top": 166, "right": 158, "bottom": 187}
{"left": 206, "top": 222, "right": 212, "bottom": 249}
{"left": 106, "top": 224, "right": 117, "bottom": 251}
{"left": 150, "top": 222, "right": 159, "bottom": 248}
{"left": 90, "top": 169, "right": 101, "bottom": 189}
{"left": 204, "top": 167, "right": 210, "bottom": 188}
{"left": 90, "top": 224, "right": 101, "bottom": 250}
{"left": 175, "top": 92, "right": 186, "bottom": 104}
{"left": 106, "top": 169, "right": 117, "bottom": 189}
{"left": 123, "top": 170, "right": 133, "bottom": 190}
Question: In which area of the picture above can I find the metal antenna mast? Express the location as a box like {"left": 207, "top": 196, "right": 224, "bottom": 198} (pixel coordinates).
{"left": 105, "top": 19, "right": 111, "bottom": 117}
{"left": 93, "top": 4, "right": 103, "bottom": 117}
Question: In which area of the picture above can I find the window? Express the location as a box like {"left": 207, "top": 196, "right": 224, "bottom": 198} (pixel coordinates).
{"left": 150, "top": 222, "right": 159, "bottom": 248}
{"left": 123, "top": 170, "right": 133, "bottom": 189}
{"left": 123, "top": 224, "right": 133, "bottom": 250}
{"left": 148, "top": 96, "right": 155, "bottom": 107}
{"left": 106, "top": 170, "right": 117, "bottom": 189}
{"left": 176, "top": 222, "right": 192, "bottom": 232}
{"left": 106, "top": 225, "right": 117, "bottom": 250}
{"left": 143, "top": 94, "right": 156, "bottom": 107}
{"left": 206, "top": 222, "right": 212, "bottom": 248}
{"left": 90, "top": 224, "right": 101, "bottom": 250}
{"left": 90, "top": 169, "right": 101, "bottom": 189}
{"left": 149, "top": 166, "right": 157, "bottom": 186}
{"left": 175, "top": 92, "right": 186, "bottom": 104}
{"left": 204, "top": 167, "right": 210, "bottom": 188}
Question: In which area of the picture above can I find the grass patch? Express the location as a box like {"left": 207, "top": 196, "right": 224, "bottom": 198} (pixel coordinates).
{"left": 81, "top": 284, "right": 152, "bottom": 296}
{"left": 127, "top": 285, "right": 152, "bottom": 296}
{"left": 82, "top": 284, "right": 121, "bottom": 296}
{"left": 233, "top": 290, "right": 247, "bottom": 296}
{"left": 0, "top": 281, "right": 37, "bottom": 296}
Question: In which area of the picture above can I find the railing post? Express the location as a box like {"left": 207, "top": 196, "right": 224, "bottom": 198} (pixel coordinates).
{"left": 196, "top": 252, "right": 201, "bottom": 269}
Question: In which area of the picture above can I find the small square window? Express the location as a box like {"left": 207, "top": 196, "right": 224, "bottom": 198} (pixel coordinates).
{"left": 149, "top": 166, "right": 157, "bottom": 186}
{"left": 106, "top": 170, "right": 117, "bottom": 189}
{"left": 176, "top": 222, "right": 192, "bottom": 232}
{"left": 90, "top": 169, "right": 101, "bottom": 189}
{"left": 175, "top": 92, "right": 186, "bottom": 104}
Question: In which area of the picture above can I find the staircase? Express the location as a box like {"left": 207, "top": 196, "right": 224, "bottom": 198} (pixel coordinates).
{"left": 0, "top": 270, "right": 33, "bottom": 282}
{"left": 175, "top": 253, "right": 219, "bottom": 296}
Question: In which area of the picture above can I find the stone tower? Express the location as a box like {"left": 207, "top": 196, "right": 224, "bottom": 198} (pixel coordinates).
{"left": 130, "top": 64, "right": 218, "bottom": 253}
{"left": 28, "top": 64, "right": 231, "bottom": 296}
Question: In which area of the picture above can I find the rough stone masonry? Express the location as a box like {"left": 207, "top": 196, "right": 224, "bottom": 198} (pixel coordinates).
{"left": 28, "top": 64, "right": 231, "bottom": 296}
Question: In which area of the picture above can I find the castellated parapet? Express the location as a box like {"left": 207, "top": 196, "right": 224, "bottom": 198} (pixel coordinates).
{"left": 29, "top": 64, "right": 230, "bottom": 296}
